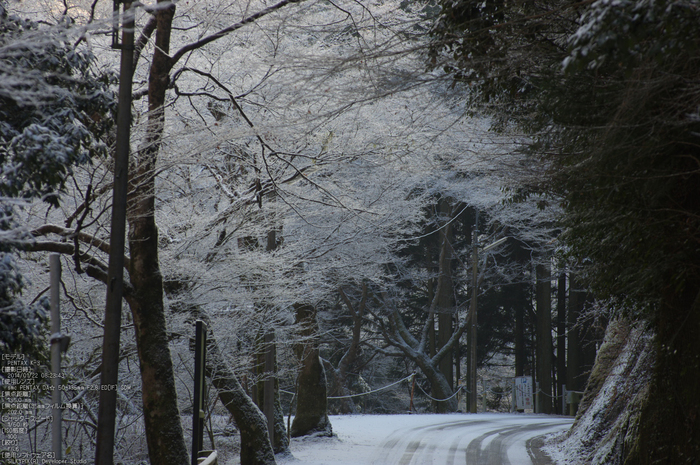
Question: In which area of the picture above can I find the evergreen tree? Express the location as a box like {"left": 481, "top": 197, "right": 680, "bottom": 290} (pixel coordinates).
{"left": 0, "top": 6, "right": 115, "bottom": 357}
{"left": 431, "top": 0, "right": 700, "bottom": 461}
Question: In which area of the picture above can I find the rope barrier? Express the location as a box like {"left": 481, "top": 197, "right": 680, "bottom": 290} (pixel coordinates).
{"left": 327, "top": 373, "right": 415, "bottom": 399}
{"left": 414, "top": 382, "right": 465, "bottom": 402}
{"left": 279, "top": 374, "right": 415, "bottom": 400}
{"left": 535, "top": 388, "right": 558, "bottom": 398}
{"left": 484, "top": 386, "right": 511, "bottom": 395}
{"left": 282, "top": 373, "right": 487, "bottom": 403}
{"left": 535, "top": 388, "right": 584, "bottom": 399}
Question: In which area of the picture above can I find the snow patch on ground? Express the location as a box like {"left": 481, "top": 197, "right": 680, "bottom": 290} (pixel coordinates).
{"left": 277, "top": 415, "right": 443, "bottom": 465}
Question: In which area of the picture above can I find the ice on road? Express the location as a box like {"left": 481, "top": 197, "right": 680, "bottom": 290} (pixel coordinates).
{"left": 278, "top": 413, "right": 573, "bottom": 465}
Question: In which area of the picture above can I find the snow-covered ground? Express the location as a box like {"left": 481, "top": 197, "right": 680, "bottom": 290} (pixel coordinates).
{"left": 274, "top": 413, "right": 573, "bottom": 465}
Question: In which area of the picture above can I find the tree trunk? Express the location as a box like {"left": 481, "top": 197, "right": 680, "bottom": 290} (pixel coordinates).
{"left": 272, "top": 395, "right": 288, "bottom": 455}
{"left": 556, "top": 272, "right": 567, "bottom": 414}
{"left": 125, "top": 2, "right": 189, "bottom": 463}
{"left": 291, "top": 304, "right": 332, "bottom": 437}
{"left": 331, "top": 285, "right": 368, "bottom": 414}
{"left": 535, "top": 263, "right": 552, "bottom": 414}
{"left": 384, "top": 309, "right": 459, "bottom": 412}
{"left": 206, "top": 339, "right": 276, "bottom": 465}
{"left": 127, "top": 279, "right": 188, "bottom": 464}
{"left": 515, "top": 301, "right": 525, "bottom": 377}
{"left": 512, "top": 240, "right": 531, "bottom": 380}
{"left": 253, "top": 330, "right": 289, "bottom": 454}
{"left": 325, "top": 360, "right": 355, "bottom": 414}
{"left": 180, "top": 302, "right": 277, "bottom": 464}
{"left": 414, "top": 351, "right": 458, "bottom": 412}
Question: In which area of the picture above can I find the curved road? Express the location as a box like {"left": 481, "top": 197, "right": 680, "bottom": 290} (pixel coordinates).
{"left": 369, "top": 414, "right": 573, "bottom": 465}
{"left": 284, "top": 413, "right": 573, "bottom": 465}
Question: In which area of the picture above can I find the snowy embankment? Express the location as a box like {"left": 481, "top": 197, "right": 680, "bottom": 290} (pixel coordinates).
{"left": 273, "top": 413, "right": 572, "bottom": 465}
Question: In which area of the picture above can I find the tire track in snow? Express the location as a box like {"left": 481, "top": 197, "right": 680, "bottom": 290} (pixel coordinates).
{"left": 372, "top": 416, "right": 571, "bottom": 465}
{"left": 467, "top": 421, "right": 570, "bottom": 465}
{"left": 374, "top": 419, "right": 487, "bottom": 465}
{"left": 465, "top": 425, "right": 518, "bottom": 464}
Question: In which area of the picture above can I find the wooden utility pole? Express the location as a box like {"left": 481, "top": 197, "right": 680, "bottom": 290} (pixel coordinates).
{"left": 96, "top": 2, "right": 134, "bottom": 463}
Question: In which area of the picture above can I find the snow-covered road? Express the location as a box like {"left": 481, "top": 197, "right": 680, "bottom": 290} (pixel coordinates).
{"left": 279, "top": 413, "right": 573, "bottom": 465}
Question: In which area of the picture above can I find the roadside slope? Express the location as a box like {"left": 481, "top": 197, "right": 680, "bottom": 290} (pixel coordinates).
{"left": 544, "top": 319, "right": 655, "bottom": 464}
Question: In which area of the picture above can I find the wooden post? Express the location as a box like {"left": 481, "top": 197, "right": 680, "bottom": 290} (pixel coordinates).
{"left": 192, "top": 320, "right": 207, "bottom": 465}
{"left": 410, "top": 374, "right": 416, "bottom": 412}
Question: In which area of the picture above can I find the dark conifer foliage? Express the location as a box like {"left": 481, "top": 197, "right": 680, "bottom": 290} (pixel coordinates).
{"left": 431, "top": 0, "right": 700, "bottom": 461}
{"left": 0, "top": 8, "right": 115, "bottom": 357}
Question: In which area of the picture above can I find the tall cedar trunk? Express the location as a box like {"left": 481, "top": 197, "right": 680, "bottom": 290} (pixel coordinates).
{"left": 556, "top": 273, "right": 567, "bottom": 414}
{"left": 206, "top": 339, "right": 276, "bottom": 465}
{"left": 535, "top": 263, "right": 552, "bottom": 414}
{"left": 291, "top": 304, "right": 332, "bottom": 437}
{"left": 515, "top": 301, "right": 525, "bottom": 377}
{"left": 126, "top": 2, "right": 188, "bottom": 463}
{"left": 566, "top": 279, "right": 601, "bottom": 406}
{"left": 633, "top": 286, "right": 700, "bottom": 464}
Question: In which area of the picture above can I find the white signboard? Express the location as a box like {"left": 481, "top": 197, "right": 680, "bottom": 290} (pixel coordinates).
{"left": 514, "top": 376, "right": 533, "bottom": 410}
